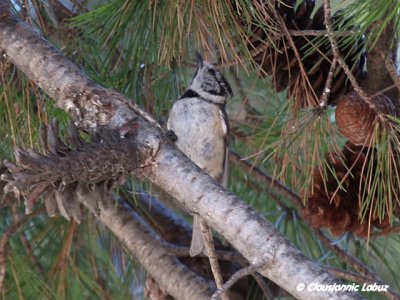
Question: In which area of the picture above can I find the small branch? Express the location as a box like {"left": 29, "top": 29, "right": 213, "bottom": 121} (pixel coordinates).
{"left": 201, "top": 222, "right": 227, "bottom": 300}
{"left": 322, "top": 0, "right": 378, "bottom": 114}
{"left": 289, "top": 29, "right": 357, "bottom": 37}
{"left": 324, "top": 266, "right": 399, "bottom": 300}
{"left": 229, "top": 150, "right": 303, "bottom": 212}
{"left": 371, "top": 84, "right": 397, "bottom": 98}
{"left": 87, "top": 194, "right": 215, "bottom": 299}
{"left": 313, "top": 230, "right": 376, "bottom": 280}
{"left": 324, "top": 266, "right": 373, "bottom": 285}
{"left": 134, "top": 191, "right": 247, "bottom": 264}
{"left": 370, "top": 225, "right": 400, "bottom": 238}
{"left": 319, "top": 57, "right": 338, "bottom": 108}
{"left": 211, "top": 261, "right": 267, "bottom": 300}
{"left": 161, "top": 242, "right": 246, "bottom": 264}
{"left": 252, "top": 273, "right": 273, "bottom": 299}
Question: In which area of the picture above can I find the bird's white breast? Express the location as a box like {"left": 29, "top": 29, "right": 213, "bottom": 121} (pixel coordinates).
{"left": 167, "top": 97, "right": 227, "bottom": 181}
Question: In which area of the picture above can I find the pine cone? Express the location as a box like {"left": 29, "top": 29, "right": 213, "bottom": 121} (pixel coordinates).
{"left": 239, "top": 0, "right": 366, "bottom": 107}
{"left": 335, "top": 90, "right": 397, "bottom": 146}
{"left": 1, "top": 120, "right": 141, "bottom": 220}
{"left": 303, "top": 142, "right": 399, "bottom": 237}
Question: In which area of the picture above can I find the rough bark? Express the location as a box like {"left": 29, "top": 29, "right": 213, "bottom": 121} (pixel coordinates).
{"left": 77, "top": 188, "right": 214, "bottom": 300}
{"left": 0, "top": 3, "right": 363, "bottom": 299}
{"left": 136, "top": 192, "right": 252, "bottom": 299}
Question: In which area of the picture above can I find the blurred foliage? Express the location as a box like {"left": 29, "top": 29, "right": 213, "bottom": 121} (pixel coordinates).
{"left": 0, "top": 0, "right": 399, "bottom": 299}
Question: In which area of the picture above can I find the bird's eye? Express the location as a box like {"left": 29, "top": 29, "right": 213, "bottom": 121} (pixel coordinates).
{"left": 208, "top": 68, "right": 216, "bottom": 77}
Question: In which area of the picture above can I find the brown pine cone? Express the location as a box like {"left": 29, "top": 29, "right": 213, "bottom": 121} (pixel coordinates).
{"left": 335, "top": 90, "right": 396, "bottom": 146}
{"left": 236, "top": 0, "right": 366, "bottom": 107}
{"left": 303, "top": 142, "right": 399, "bottom": 237}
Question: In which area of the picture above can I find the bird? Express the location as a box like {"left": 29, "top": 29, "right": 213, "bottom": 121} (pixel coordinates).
{"left": 167, "top": 53, "right": 232, "bottom": 257}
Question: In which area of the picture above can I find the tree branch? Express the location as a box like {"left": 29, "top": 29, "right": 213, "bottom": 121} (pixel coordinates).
{"left": 135, "top": 191, "right": 247, "bottom": 263}
{"left": 81, "top": 190, "right": 215, "bottom": 299}
{"left": 211, "top": 261, "right": 266, "bottom": 300}
{"left": 288, "top": 29, "right": 358, "bottom": 37}
{"left": 322, "top": 0, "right": 380, "bottom": 114}
{"left": 229, "top": 151, "right": 400, "bottom": 299}
{"left": 0, "top": 3, "right": 363, "bottom": 299}
{"left": 229, "top": 150, "right": 303, "bottom": 212}
{"left": 324, "top": 267, "right": 397, "bottom": 300}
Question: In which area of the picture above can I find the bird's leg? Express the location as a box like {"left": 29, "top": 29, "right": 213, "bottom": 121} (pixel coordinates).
{"left": 200, "top": 220, "right": 228, "bottom": 300}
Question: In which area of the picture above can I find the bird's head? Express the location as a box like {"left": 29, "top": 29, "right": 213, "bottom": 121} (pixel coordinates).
{"left": 188, "top": 53, "right": 232, "bottom": 104}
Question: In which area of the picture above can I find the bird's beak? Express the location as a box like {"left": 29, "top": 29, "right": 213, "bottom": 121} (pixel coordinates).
{"left": 195, "top": 51, "right": 204, "bottom": 68}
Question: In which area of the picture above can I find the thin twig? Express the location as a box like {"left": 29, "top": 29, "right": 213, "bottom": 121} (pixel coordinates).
{"left": 313, "top": 230, "right": 376, "bottom": 280}
{"left": 134, "top": 190, "right": 248, "bottom": 263}
{"left": 252, "top": 272, "right": 273, "bottom": 299}
{"left": 324, "top": 266, "right": 399, "bottom": 300}
{"left": 229, "top": 150, "right": 303, "bottom": 212}
{"left": 370, "top": 225, "right": 400, "bottom": 238}
{"left": 211, "top": 261, "right": 268, "bottom": 300}
{"left": 163, "top": 242, "right": 247, "bottom": 264}
{"left": 324, "top": 266, "right": 373, "bottom": 284}
{"left": 322, "top": 0, "right": 379, "bottom": 115}
{"left": 289, "top": 29, "right": 357, "bottom": 37}
{"left": 371, "top": 84, "right": 397, "bottom": 99}
{"left": 201, "top": 222, "right": 228, "bottom": 300}
{"left": 319, "top": 57, "right": 338, "bottom": 108}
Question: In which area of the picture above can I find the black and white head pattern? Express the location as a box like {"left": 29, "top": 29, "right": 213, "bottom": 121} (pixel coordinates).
{"left": 188, "top": 54, "right": 232, "bottom": 105}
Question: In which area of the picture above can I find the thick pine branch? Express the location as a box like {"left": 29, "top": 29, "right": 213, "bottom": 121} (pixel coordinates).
{"left": 0, "top": 3, "right": 363, "bottom": 299}
{"left": 82, "top": 190, "right": 215, "bottom": 299}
